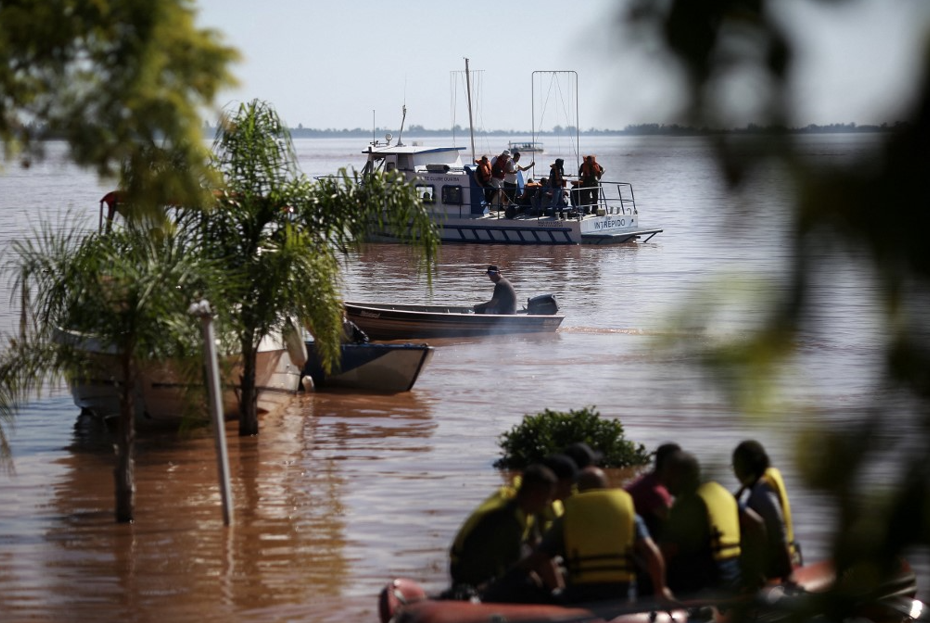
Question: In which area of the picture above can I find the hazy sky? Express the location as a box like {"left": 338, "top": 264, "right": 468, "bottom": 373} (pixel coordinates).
{"left": 194, "top": 0, "right": 930, "bottom": 131}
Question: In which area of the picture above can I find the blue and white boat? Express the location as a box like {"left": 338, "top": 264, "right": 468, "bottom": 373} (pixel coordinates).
{"left": 359, "top": 139, "right": 661, "bottom": 245}
{"left": 357, "top": 67, "right": 662, "bottom": 245}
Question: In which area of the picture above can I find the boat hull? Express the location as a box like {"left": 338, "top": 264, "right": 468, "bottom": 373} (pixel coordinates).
{"left": 344, "top": 302, "right": 564, "bottom": 340}
{"left": 371, "top": 212, "right": 662, "bottom": 246}
{"left": 62, "top": 330, "right": 302, "bottom": 425}
{"left": 302, "top": 341, "right": 434, "bottom": 392}
{"left": 378, "top": 559, "right": 920, "bottom": 623}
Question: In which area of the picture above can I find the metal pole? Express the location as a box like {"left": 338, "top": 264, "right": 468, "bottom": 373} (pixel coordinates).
{"left": 465, "top": 57, "right": 476, "bottom": 165}
{"left": 189, "top": 299, "right": 233, "bottom": 526}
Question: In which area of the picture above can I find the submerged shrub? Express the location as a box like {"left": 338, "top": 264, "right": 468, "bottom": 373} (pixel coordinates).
{"left": 494, "top": 406, "right": 650, "bottom": 469}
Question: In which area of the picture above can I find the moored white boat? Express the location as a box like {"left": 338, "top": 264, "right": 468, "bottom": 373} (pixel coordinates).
{"left": 59, "top": 328, "right": 302, "bottom": 425}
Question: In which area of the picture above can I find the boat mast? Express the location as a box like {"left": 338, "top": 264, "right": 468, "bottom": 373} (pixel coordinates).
{"left": 465, "top": 57, "right": 476, "bottom": 164}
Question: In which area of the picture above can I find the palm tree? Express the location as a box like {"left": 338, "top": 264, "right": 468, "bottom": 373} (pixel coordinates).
{"left": 0, "top": 215, "right": 225, "bottom": 521}
{"left": 200, "top": 100, "right": 440, "bottom": 435}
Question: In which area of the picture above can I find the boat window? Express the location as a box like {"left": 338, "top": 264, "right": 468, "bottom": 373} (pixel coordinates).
{"left": 416, "top": 184, "right": 436, "bottom": 204}
{"left": 441, "top": 185, "right": 463, "bottom": 205}
{"left": 386, "top": 161, "right": 396, "bottom": 172}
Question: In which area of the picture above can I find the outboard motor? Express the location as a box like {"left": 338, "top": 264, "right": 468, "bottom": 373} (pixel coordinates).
{"left": 525, "top": 294, "right": 559, "bottom": 315}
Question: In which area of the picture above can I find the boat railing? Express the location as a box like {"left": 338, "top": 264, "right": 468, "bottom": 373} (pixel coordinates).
{"left": 476, "top": 178, "right": 639, "bottom": 221}
{"left": 601, "top": 180, "right": 637, "bottom": 216}
{"left": 563, "top": 179, "right": 638, "bottom": 216}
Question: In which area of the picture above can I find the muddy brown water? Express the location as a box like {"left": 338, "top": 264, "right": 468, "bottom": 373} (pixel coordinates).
{"left": 0, "top": 136, "right": 925, "bottom": 621}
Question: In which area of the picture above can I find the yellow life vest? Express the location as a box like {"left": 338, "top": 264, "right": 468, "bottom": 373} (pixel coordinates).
{"left": 760, "top": 467, "right": 801, "bottom": 564}
{"left": 562, "top": 489, "right": 636, "bottom": 584}
{"left": 696, "top": 481, "right": 742, "bottom": 561}
{"left": 450, "top": 484, "right": 528, "bottom": 566}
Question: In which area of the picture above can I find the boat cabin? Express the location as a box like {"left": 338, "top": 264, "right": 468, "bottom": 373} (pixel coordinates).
{"left": 361, "top": 142, "right": 490, "bottom": 217}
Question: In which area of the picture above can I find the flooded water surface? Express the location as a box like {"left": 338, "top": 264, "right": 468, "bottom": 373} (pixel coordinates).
{"left": 0, "top": 135, "right": 923, "bottom": 622}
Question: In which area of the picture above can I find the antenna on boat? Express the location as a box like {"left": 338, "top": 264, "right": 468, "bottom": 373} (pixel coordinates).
{"left": 396, "top": 104, "right": 407, "bottom": 147}
{"left": 372, "top": 109, "right": 376, "bottom": 145}
{"left": 465, "top": 57, "right": 476, "bottom": 164}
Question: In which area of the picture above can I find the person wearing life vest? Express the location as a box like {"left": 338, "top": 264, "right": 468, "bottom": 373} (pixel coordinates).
{"left": 732, "top": 440, "right": 800, "bottom": 585}
{"left": 448, "top": 464, "right": 557, "bottom": 602}
{"left": 660, "top": 450, "right": 742, "bottom": 596}
{"left": 578, "top": 155, "right": 605, "bottom": 214}
{"left": 474, "top": 155, "right": 494, "bottom": 204}
{"left": 519, "top": 467, "right": 675, "bottom": 605}
{"left": 488, "top": 150, "right": 512, "bottom": 209}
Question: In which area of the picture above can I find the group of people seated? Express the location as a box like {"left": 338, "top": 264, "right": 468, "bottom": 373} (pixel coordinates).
{"left": 445, "top": 440, "right": 800, "bottom": 607}
{"left": 474, "top": 152, "right": 605, "bottom": 218}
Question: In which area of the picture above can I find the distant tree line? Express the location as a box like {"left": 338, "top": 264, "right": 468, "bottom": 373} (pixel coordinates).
{"left": 18, "top": 120, "right": 908, "bottom": 142}
{"left": 219, "top": 121, "right": 908, "bottom": 138}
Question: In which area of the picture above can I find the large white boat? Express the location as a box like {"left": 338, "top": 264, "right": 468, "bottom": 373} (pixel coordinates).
{"left": 359, "top": 66, "right": 662, "bottom": 245}
{"left": 60, "top": 328, "right": 302, "bottom": 426}
{"left": 359, "top": 139, "right": 661, "bottom": 245}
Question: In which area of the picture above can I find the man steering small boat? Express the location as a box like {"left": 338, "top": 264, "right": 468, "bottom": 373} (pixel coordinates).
{"left": 474, "top": 265, "right": 517, "bottom": 315}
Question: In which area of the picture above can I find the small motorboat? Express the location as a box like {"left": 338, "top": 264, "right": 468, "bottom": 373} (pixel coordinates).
{"left": 378, "top": 559, "right": 922, "bottom": 623}
{"left": 344, "top": 294, "right": 564, "bottom": 340}
{"left": 301, "top": 340, "right": 434, "bottom": 392}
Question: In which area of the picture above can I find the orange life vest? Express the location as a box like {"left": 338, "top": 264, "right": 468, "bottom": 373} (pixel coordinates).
{"left": 580, "top": 159, "right": 603, "bottom": 183}
{"left": 475, "top": 160, "right": 492, "bottom": 185}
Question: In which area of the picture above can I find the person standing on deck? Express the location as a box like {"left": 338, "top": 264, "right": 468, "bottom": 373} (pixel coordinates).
{"left": 578, "top": 155, "right": 605, "bottom": 214}
{"left": 548, "top": 158, "right": 567, "bottom": 215}
{"left": 489, "top": 150, "right": 512, "bottom": 209}
{"left": 504, "top": 151, "right": 534, "bottom": 203}
{"left": 475, "top": 155, "right": 495, "bottom": 205}
{"left": 474, "top": 265, "right": 517, "bottom": 315}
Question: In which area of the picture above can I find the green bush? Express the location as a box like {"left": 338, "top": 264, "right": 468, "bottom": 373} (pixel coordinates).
{"left": 494, "top": 406, "right": 650, "bottom": 469}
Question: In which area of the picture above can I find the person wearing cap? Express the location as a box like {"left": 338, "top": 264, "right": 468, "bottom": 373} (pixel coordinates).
{"left": 504, "top": 151, "right": 535, "bottom": 203}
{"left": 518, "top": 466, "right": 675, "bottom": 605}
{"left": 474, "top": 265, "right": 517, "bottom": 315}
